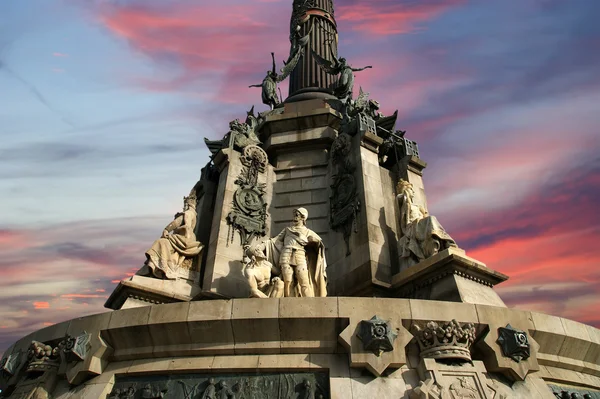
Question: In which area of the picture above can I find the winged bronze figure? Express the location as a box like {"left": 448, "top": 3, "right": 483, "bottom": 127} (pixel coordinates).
{"left": 312, "top": 49, "right": 372, "bottom": 100}
{"left": 249, "top": 38, "right": 307, "bottom": 110}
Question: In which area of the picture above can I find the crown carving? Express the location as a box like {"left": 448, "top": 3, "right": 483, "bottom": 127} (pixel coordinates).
{"left": 413, "top": 319, "right": 477, "bottom": 362}
{"left": 26, "top": 341, "right": 60, "bottom": 372}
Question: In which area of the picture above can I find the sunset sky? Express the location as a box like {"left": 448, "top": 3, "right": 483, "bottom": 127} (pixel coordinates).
{"left": 1, "top": 0, "right": 599, "bottom": 355}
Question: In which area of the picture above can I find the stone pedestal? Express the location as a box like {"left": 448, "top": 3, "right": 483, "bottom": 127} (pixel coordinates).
{"left": 4, "top": 298, "right": 598, "bottom": 398}
{"left": 105, "top": 272, "right": 203, "bottom": 310}
{"left": 391, "top": 247, "right": 508, "bottom": 307}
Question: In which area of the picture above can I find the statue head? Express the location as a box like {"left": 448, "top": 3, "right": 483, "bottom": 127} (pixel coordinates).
{"left": 184, "top": 193, "right": 197, "bottom": 210}
{"left": 293, "top": 208, "right": 308, "bottom": 225}
{"left": 208, "top": 377, "right": 215, "bottom": 385}
{"left": 396, "top": 179, "right": 414, "bottom": 200}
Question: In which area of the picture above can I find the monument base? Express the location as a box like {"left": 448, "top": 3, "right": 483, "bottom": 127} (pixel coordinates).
{"left": 105, "top": 269, "right": 202, "bottom": 310}
{"left": 391, "top": 247, "right": 508, "bottom": 307}
{"left": 2, "top": 298, "right": 599, "bottom": 398}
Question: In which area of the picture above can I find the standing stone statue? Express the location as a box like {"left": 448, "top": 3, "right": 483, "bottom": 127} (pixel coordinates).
{"left": 396, "top": 179, "right": 457, "bottom": 267}
{"left": 144, "top": 193, "right": 204, "bottom": 279}
{"left": 312, "top": 50, "right": 372, "bottom": 100}
{"left": 261, "top": 208, "right": 327, "bottom": 297}
{"left": 243, "top": 244, "right": 284, "bottom": 298}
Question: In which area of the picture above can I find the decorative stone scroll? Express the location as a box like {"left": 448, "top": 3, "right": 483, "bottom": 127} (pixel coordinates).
{"left": 413, "top": 320, "right": 477, "bottom": 362}
{"left": 227, "top": 145, "right": 269, "bottom": 247}
{"left": 497, "top": 324, "right": 531, "bottom": 363}
{"left": 330, "top": 132, "right": 360, "bottom": 255}
{"left": 357, "top": 315, "right": 398, "bottom": 357}
{"left": 107, "top": 371, "right": 329, "bottom": 399}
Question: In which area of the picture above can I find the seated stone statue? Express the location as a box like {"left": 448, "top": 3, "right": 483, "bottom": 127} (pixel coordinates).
{"left": 259, "top": 208, "right": 327, "bottom": 297}
{"left": 144, "top": 194, "right": 204, "bottom": 279}
{"left": 243, "top": 243, "right": 284, "bottom": 298}
{"left": 396, "top": 179, "right": 457, "bottom": 267}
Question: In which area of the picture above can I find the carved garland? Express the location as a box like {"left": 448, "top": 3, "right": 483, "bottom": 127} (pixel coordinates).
{"left": 226, "top": 145, "right": 269, "bottom": 247}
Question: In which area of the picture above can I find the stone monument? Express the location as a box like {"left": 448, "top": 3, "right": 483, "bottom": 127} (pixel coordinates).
{"left": 1, "top": 0, "right": 599, "bottom": 398}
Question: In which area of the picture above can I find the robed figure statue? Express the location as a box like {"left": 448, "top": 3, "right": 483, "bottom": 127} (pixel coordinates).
{"left": 396, "top": 179, "right": 457, "bottom": 268}
{"left": 144, "top": 194, "right": 204, "bottom": 279}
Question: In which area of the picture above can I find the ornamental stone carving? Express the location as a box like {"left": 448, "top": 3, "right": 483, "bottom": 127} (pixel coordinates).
{"left": 58, "top": 331, "right": 91, "bottom": 364}
{"left": 413, "top": 320, "right": 477, "bottom": 362}
{"left": 357, "top": 316, "right": 398, "bottom": 357}
{"left": 227, "top": 145, "right": 269, "bottom": 247}
{"left": 410, "top": 358, "right": 504, "bottom": 399}
{"left": 27, "top": 340, "right": 61, "bottom": 373}
{"left": 497, "top": 324, "right": 531, "bottom": 363}
{"left": 204, "top": 107, "right": 262, "bottom": 156}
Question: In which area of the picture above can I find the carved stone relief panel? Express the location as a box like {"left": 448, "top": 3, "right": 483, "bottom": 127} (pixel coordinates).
{"left": 107, "top": 372, "right": 329, "bottom": 399}
{"left": 549, "top": 384, "right": 598, "bottom": 399}
{"left": 330, "top": 132, "right": 360, "bottom": 255}
{"left": 226, "top": 145, "right": 269, "bottom": 247}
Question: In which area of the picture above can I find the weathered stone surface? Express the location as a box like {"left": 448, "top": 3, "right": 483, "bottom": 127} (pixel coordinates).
{"left": 392, "top": 247, "right": 508, "bottom": 307}
{"left": 231, "top": 298, "right": 281, "bottom": 354}
{"left": 279, "top": 297, "right": 339, "bottom": 353}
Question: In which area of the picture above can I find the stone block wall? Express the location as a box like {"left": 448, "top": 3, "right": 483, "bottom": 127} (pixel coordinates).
{"left": 2, "top": 299, "right": 599, "bottom": 398}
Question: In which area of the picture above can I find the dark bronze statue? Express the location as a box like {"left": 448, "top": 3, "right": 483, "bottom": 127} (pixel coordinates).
{"left": 312, "top": 50, "right": 372, "bottom": 100}
{"left": 249, "top": 30, "right": 308, "bottom": 110}
{"left": 249, "top": 52, "right": 301, "bottom": 109}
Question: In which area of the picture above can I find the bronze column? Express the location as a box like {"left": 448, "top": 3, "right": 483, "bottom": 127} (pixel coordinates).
{"left": 287, "top": 0, "right": 340, "bottom": 102}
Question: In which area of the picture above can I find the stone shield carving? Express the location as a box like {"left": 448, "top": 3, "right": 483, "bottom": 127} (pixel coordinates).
{"left": 227, "top": 145, "right": 269, "bottom": 247}
{"left": 497, "top": 324, "right": 530, "bottom": 363}
{"left": 357, "top": 315, "right": 398, "bottom": 357}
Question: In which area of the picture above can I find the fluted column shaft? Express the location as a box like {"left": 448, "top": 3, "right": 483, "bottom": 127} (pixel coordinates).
{"left": 288, "top": 0, "right": 339, "bottom": 99}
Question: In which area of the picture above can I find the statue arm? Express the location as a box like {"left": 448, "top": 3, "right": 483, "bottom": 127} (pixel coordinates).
{"left": 271, "top": 228, "right": 286, "bottom": 244}
{"left": 163, "top": 215, "right": 184, "bottom": 236}
{"left": 248, "top": 83, "right": 262, "bottom": 88}
{"left": 307, "top": 230, "right": 322, "bottom": 244}
{"left": 352, "top": 66, "right": 372, "bottom": 72}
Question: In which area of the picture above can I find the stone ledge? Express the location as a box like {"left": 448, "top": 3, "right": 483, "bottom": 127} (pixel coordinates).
{"left": 391, "top": 247, "right": 508, "bottom": 307}
{"left": 4, "top": 298, "right": 600, "bottom": 396}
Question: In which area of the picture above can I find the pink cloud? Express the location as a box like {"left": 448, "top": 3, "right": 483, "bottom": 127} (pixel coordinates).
{"left": 52, "top": 52, "right": 68, "bottom": 57}
{"left": 337, "top": 0, "right": 464, "bottom": 36}
{"left": 33, "top": 302, "right": 50, "bottom": 309}
{"left": 60, "top": 294, "right": 107, "bottom": 299}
